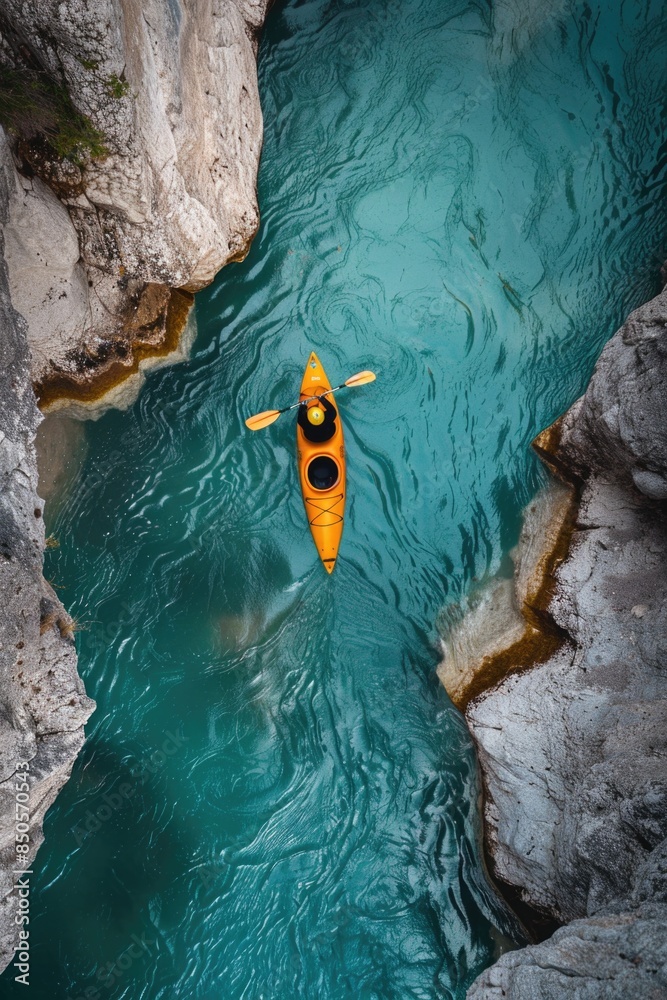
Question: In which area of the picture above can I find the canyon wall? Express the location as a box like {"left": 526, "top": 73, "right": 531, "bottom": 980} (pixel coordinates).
{"left": 6, "top": 2, "right": 665, "bottom": 993}
{"left": 0, "top": 0, "right": 268, "bottom": 973}
{"left": 444, "top": 282, "right": 667, "bottom": 998}
{"left": 0, "top": 0, "right": 267, "bottom": 409}
{"left": 0, "top": 152, "right": 94, "bottom": 970}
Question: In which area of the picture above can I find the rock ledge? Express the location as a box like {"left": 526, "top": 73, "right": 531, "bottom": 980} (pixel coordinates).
{"left": 442, "top": 282, "right": 667, "bottom": 998}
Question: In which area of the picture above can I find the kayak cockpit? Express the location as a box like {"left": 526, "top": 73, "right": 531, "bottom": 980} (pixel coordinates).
{"left": 307, "top": 455, "right": 340, "bottom": 491}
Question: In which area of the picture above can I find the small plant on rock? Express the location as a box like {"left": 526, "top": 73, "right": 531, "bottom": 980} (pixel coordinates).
{"left": 0, "top": 65, "right": 108, "bottom": 165}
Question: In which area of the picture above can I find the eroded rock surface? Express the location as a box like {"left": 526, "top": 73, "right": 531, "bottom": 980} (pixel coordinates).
{"left": 438, "top": 481, "right": 575, "bottom": 709}
{"left": 0, "top": 0, "right": 268, "bottom": 393}
{"left": 468, "top": 903, "right": 667, "bottom": 1000}
{"left": 469, "top": 476, "right": 667, "bottom": 924}
{"left": 0, "top": 0, "right": 270, "bottom": 977}
{"left": 559, "top": 288, "right": 667, "bottom": 497}
{"left": 457, "top": 283, "right": 667, "bottom": 997}
{"left": 0, "top": 151, "right": 94, "bottom": 969}
{"left": 1, "top": 133, "right": 91, "bottom": 380}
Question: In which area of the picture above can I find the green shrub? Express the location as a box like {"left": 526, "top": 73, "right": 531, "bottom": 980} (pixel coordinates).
{"left": 0, "top": 65, "right": 108, "bottom": 164}
{"left": 105, "top": 73, "right": 129, "bottom": 99}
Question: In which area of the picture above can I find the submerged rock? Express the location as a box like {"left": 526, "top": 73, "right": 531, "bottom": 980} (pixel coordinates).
{"left": 447, "top": 282, "right": 667, "bottom": 997}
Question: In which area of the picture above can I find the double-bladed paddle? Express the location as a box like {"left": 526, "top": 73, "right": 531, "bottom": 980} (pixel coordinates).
{"left": 245, "top": 370, "right": 376, "bottom": 431}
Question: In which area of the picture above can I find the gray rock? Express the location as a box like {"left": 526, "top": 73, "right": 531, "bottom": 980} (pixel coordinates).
{"left": 0, "top": 0, "right": 269, "bottom": 384}
{"left": 469, "top": 478, "right": 667, "bottom": 924}
{"left": 1, "top": 134, "right": 91, "bottom": 380}
{"left": 560, "top": 286, "right": 667, "bottom": 493}
{"left": 631, "top": 469, "right": 667, "bottom": 499}
{"left": 628, "top": 838, "right": 667, "bottom": 907}
{"left": 468, "top": 904, "right": 667, "bottom": 1000}
{"left": 0, "top": 146, "right": 95, "bottom": 969}
{"left": 462, "top": 282, "right": 667, "bottom": 997}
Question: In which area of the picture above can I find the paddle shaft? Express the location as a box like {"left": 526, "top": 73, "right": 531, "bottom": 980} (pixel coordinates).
{"left": 245, "top": 370, "right": 375, "bottom": 430}
{"left": 276, "top": 382, "right": 344, "bottom": 417}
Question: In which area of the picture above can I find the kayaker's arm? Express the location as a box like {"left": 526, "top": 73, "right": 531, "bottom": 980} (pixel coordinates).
{"left": 318, "top": 395, "right": 336, "bottom": 416}
{"left": 297, "top": 402, "right": 310, "bottom": 432}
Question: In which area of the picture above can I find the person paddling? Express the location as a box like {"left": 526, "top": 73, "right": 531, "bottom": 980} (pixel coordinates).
{"left": 298, "top": 395, "right": 337, "bottom": 443}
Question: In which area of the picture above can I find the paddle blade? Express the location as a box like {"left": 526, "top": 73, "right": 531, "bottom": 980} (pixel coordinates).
{"left": 245, "top": 409, "right": 281, "bottom": 431}
{"left": 344, "top": 370, "right": 376, "bottom": 387}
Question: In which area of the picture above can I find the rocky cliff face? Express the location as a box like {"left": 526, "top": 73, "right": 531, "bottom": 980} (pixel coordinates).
{"left": 0, "top": 0, "right": 268, "bottom": 975}
{"left": 443, "top": 282, "right": 667, "bottom": 998}
{"left": 468, "top": 903, "right": 667, "bottom": 1000}
{"left": 0, "top": 0, "right": 268, "bottom": 408}
{"left": 0, "top": 150, "right": 94, "bottom": 970}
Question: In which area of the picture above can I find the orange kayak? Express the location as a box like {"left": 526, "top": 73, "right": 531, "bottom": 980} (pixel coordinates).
{"left": 297, "top": 352, "right": 346, "bottom": 573}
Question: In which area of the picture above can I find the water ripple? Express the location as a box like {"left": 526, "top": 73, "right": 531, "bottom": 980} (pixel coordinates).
{"left": 11, "top": 1, "right": 667, "bottom": 998}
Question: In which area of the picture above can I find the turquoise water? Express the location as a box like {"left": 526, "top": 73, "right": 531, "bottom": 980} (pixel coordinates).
{"left": 5, "top": 1, "right": 667, "bottom": 997}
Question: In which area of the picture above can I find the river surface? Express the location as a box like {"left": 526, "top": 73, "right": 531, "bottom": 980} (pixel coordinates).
{"left": 4, "top": 1, "right": 667, "bottom": 998}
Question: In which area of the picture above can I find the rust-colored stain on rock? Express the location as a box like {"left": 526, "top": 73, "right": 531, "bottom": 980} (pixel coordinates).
{"left": 441, "top": 419, "right": 581, "bottom": 712}
{"left": 35, "top": 287, "right": 194, "bottom": 410}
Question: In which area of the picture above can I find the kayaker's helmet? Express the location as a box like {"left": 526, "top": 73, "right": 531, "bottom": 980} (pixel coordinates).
{"left": 307, "top": 403, "right": 325, "bottom": 426}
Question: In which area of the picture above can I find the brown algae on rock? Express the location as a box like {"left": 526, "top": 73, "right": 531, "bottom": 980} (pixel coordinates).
{"left": 438, "top": 474, "right": 578, "bottom": 710}
{"left": 35, "top": 287, "right": 196, "bottom": 418}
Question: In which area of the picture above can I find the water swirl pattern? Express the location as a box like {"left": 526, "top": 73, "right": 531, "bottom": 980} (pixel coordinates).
{"left": 5, "top": 0, "right": 667, "bottom": 997}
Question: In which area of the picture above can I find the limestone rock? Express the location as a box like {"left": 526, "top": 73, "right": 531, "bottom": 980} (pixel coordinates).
{"left": 0, "top": 0, "right": 268, "bottom": 389}
{"left": 0, "top": 155, "right": 95, "bottom": 969}
{"left": 2, "top": 0, "right": 266, "bottom": 287}
{"left": 468, "top": 478, "right": 667, "bottom": 924}
{"left": 468, "top": 904, "right": 667, "bottom": 1000}
{"left": 438, "top": 481, "right": 575, "bottom": 708}
{"left": 559, "top": 286, "right": 667, "bottom": 495}
{"left": 1, "top": 134, "right": 91, "bottom": 378}
{"left": 456, "top": 282, "right": 667, "bottom": 997}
